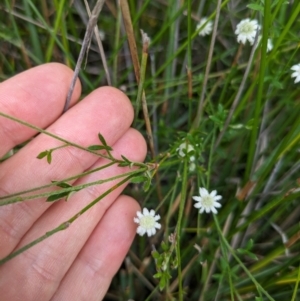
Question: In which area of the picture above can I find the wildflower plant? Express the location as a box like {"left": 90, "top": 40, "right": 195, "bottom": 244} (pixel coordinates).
{"left": 134, "top": 208, "right": 161, "bottom": 237}
{"left": 1, "top": 1, "right": 300, "bottom": 301}
{"left": 196, "top": 17, "right": 213, "bottom": 36}
{"left": 235, "top": 18, "right": 260, "bottom": 44}
{"left": 291, "top": 63, "right": 300, "bottom": 83}
{"left": 192, "top": 187, "right": 222, "bottom": 214}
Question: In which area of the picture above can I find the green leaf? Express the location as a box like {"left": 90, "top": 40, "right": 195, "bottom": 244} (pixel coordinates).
{"left": 37, "top": 150, "right": 48, "bottom": 159}
{"left": 130, "top": 176, "right": 148, "bottom": 184}
{"left": 152, "top": 250, "right": 160, "bottom": 259}
{"left": 237, "top": 248, "right": 258, "bottom": 260}
{"left": 88, "top": 145, "right": 108, "bottom": 151}
{"left": 98, "top": 133, "right": 108, "bottom": 146}
{"left": 51, "top": 181, "right": 72, "bottom": 188}
{"left": 143, "top": 179, "right": 151, "bottom": 192}
{"left": 47, "top": 151, "right": 52, "bottom": 164}
{"left": 46, "top": 191, "right": 70, "bottom": 202}
{"left": 153, "top": 272, "right": 162, "bottom": 279}
{"left": 161, "top": 241, "right": 169, "bottom": 251}
{"left": 159, "top": 278, "right": 166, "bottom": 291}
{"left": 247, "top": 3, "right": 264, "bottom": 12}
{"left": 121, "top": 155, "right": 130, "bottom": 163}
{"left": 246, "top": 238, "right": 254, "bottom": 250}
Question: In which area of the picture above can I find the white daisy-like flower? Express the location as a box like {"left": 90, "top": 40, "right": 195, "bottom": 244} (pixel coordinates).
{"left": 235, "top": 19, "right": 260, "bottom": 45}
{"left": 134, "top": 208, "right": 161, "bottom": 237}
{"left": 192, "top": 187, "right": 222, "bottom": 214}
{"left": 177, "top": 142, "right": 195, "bottom": 161}
{"left": 291, "top": 64, "right": 300, "bottom": 83}
{"left": 196, "top": 17, "right": 213, "bottom": 36}
{"left": 254, "top": 35, "right": 273, "bottom": 52}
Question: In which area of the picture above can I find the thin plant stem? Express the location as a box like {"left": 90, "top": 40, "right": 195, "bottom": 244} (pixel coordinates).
{"left": 214, "top": 215, "right": 275, "bottom": 301}
{"left": 0, "top": 111, "right": 115, "bottom": 160}
{"left": 176, "top": 158, "right": 188, "bottom": 301}
{"left": 45, "top": 0, "right": 67, "bottom": 61}
{"left": 0, "top": 161, "right": 115, "bottom": 201}
{"left": 245, "top": 0, "right": 271, "bottom": 179}
{"left": 214, "top": 32, "right": 259, "bottom": 150}
{"left": 83, "top": 0, "right": 111, "bottom": 85}
{"left": 0, "top": 174, "right": 135, "bottom": 265}
{"left": 191, "top": 0, "right": 222, "bottom": 130}
{"left": 0, "top": 167, "right": 146, "bottom": 206}
{"left": 63, "top": 0, "right": 106, "bottom": 111}
{"left": 291, "top": 264, "right": 300, "bottom": 301}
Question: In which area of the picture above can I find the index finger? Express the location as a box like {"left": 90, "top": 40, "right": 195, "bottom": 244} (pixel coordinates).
{"left": 0, "top": 63, "right": 81, "bottom": 157}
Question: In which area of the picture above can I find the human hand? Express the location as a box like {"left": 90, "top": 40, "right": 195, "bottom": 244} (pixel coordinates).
{"left": 0, "top": 63, "right": 147, "bottom": 300}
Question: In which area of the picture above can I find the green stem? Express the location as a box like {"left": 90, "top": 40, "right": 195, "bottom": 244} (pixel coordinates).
{"left": 245, "top": 0, "right": 271, "bottom": 179}
{"left": 0, "top": 168, "right": 147, "bottom": 206}
{"left": 176, "top": 158, "right": 188, "bottom": 301}
{"left": 0, "top": 161, "right": 115, "bottom": 201}
{"left": 0, "top": 111, "right": 148, "bottom": 170}
{"left": 213, "top": 215, "right": 275, "bottom": 301}
{"left": 0, "top": 111, "right": 108, "bottom": 159}
{"left": 45, "top": 0, "right": 67, "bottom": 61}
{"left": 0, "top": 175, "right": 134, "bottom": 265}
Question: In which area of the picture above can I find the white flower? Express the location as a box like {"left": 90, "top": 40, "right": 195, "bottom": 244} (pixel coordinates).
{"left": 266, "top": 38, "right": 273, "bottom": 52}
{"left": 189, "top": 162, "right": 196, "bottom": 172}
{"left": 291, "top": 64, "right": 300, "bottom": 83}
{"left": 134, "top": 208, "right": 161, "bottom": 237}
{"left": 235, "top": 19, "right": 260, "bottom": 45}
{"left": 192, "top": 187, "right": 222, "bottom": 214}
{"left": 177, "top": 142, "right": 195, "bottom": 161}
{"left": 254, "top": 35, "right": 273, "bottom": 52}
{"left": 196, "top": 17, "right": 213, "bottom": 36}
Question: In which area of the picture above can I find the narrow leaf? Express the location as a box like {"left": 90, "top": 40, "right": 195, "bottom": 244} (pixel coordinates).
{"left": 88, "top": 145, "right": 108, "bottom": 151}
{"left": 37, "top": 150, "right": 48, "bottom": 159}
{"left": 46, "top": 191, "right": 69, "bottom": 202}
{"left": 247, "top": 4, "right": 264, "bottom": 12}
{"left": 47, "top": 151, "right": 52, "bottom": 164}
{"left": 98, "top": 133, "right": 108, "bottom": 146}
{"left": 52, "top": 181, "right": 72, "bottom": 188}
{"left": 130, "top": 176, "right": 148, "bottom": 184}
{"left": 121, "top": 155, "right": 130, "bottom": 163}
{"left": 143, "top": 179, "right": 151, "bottom": 192}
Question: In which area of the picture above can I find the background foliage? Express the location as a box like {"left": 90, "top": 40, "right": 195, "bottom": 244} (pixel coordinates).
{"left": 0, "top": 0, "right": 300, "bottom": 300}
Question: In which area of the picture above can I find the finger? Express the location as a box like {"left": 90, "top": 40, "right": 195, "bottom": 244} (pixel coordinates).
{"left": 0, "top": 63, "right": 81, "bottom": 157}
{"left": 52, "top": 195, "right": 140, "bottom": 301}
{"left": 0, "top": 128, "right": 146, "bottom": 301}
{"left": 0, "top": 86, "right": 134, "bottom": 258}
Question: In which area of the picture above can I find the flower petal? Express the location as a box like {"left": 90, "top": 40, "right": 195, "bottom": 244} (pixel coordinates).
{"left": 214, "top": 201, "right": 222, "bottom": 208}
{"left": 143, "top": 208, "right": 150, "bottom": 216}
{"left": 192, "top": 196, "right": 201, "bottom": 202}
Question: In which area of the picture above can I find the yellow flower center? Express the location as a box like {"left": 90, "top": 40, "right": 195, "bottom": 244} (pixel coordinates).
{"left": 140, "top": 216, "right": 155, "bottom": 229}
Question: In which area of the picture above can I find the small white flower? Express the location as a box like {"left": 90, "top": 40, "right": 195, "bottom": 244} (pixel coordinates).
{"left": 235, "top": 19, "right": 260, "bottom": 45}
{"left": 189, "top": 162, "right": 196, "bottom": 172}
{"left": 177, "top": 142, "right": 195, "bottom": 161}
{"left": 134, "top": 208, "right": 161, "bottom": 237}
{"left": 254, "top": 35, "right": 273, "bottom": 52}
{"left": 192, "top": 187, "right": 222, "bottom": 214}
{"left": 291, "top": 64, "right": 300, "bottom": 83}
{"left": 266, "top": 38, "right": 273, "bottom": 52}
{"left": 196, "top": 17, "right": 213, "bottom": 36}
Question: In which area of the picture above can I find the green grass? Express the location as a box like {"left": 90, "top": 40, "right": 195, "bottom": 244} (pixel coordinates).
{"left": 1, "top": 0, "right": 300, "bottom": 300}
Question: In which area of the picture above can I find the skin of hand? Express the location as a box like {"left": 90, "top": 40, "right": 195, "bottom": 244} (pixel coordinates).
{"left": 0, "top": 63, "right": 147, "bottom": 300}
